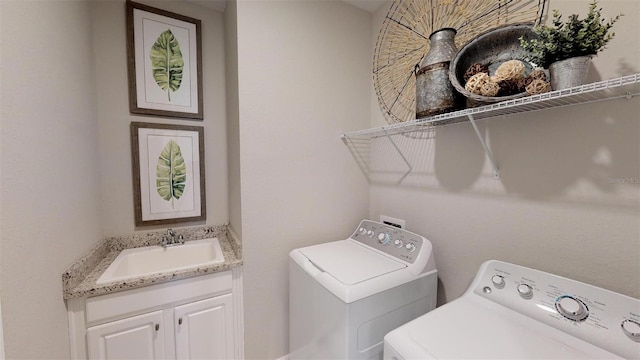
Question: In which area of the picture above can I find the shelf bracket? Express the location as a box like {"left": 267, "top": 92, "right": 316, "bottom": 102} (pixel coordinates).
{"left": 384, "top": 129, "right": 413, "bottom": 182}
{"left": 467, "top": 114, "right": 500, "bottom": 179}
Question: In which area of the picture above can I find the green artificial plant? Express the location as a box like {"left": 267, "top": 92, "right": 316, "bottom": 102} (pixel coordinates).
{"left": 520, "top": 0, "right": 622, "bottom": 68}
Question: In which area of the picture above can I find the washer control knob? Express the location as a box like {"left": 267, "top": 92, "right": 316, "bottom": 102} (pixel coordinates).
{"left": 358, "top": 227, "right": 367, "bottom": 235}
{"left": 404, "top": 243, "right": 416, "bottom": 252}
{"left": 491, "top": 275, "right": 505, "bottom": 289}
{"left": 555, "top": 295, "right": 589, "bottom": 321}
{"left": 517, "top": 284, "right": 534, "bottom": 299}
{"left": 367, "top": 230, "right": 374, "bottom": 238}
{"left": 393, "top": 239, "right": 404, "bottom": 248}
{"left": 621, "top": 319, "right": 640, "bottom": 340}
{"left": 377, "top": 233, "right": 391, "bottom": 245}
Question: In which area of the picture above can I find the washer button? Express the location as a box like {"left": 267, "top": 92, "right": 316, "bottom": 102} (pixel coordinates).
{"left": 517, "top": 284, "right": 533, "bottom": 299}
{"left": 491, "top": 275, "right": 505, "bottom": 289}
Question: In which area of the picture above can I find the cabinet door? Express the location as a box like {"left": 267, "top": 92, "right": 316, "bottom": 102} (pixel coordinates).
{"left": 87, "top": 310, "right": 165, "bottom": 360}
{"left": 174, "top": 294, "right": 234, "bottom": 360}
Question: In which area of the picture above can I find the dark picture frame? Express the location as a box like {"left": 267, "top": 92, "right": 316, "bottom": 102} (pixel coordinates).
{"left": 131, "top": 122, "right": 206, "bottom": 226}
{"left": 126, "top": 1, "right": 203, "bottom": 119}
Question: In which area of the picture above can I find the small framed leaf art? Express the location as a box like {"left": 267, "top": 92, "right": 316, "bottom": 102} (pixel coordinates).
{"left": 126, "top": 1, "right": 203, "bottom": 119}
{"left": 131, "top": 122, "right": 206, "bottom": 226}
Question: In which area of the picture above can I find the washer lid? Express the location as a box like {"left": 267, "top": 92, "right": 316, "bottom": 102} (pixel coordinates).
{"left": 299, "top": 240, "right": 406, "bottom": 285}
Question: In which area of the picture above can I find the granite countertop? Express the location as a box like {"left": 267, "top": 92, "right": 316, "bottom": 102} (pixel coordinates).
{"left": 62, "top": 225, "right": 242, "bottom": 300}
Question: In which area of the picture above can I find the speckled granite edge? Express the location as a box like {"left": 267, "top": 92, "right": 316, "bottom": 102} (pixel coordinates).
{"left": 62, "top": 224, "right": 243, "bottom": 300}
{"left": 227, "top": 226, "right": 242, "bottom": 259}
{"left": 62, "top": 240, "right": 111, "bottom": 292}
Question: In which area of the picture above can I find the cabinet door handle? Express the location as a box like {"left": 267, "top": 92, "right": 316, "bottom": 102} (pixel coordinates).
{"left": 155, "top": 324, "right": 160, "bottom": 331}
{"left": 178, "top": 318, "right": 183, "bottom": 325}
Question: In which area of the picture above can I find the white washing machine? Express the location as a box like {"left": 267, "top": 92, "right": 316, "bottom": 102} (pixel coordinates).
{"left": 289, "top": 220, "right": 438, "bottom": 360}
{"left": 384, "top": 260, "right": 640, "bottom": 359}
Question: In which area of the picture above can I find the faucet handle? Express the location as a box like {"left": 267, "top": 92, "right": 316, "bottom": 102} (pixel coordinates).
{"left": 178, "top": 234, "right": 185, "bottom": 244}
{"left": 167, "top": 228, "right": 175, "bottom": 237}
{"left": 161, "top": 235, "right": 169, "bottom": 246}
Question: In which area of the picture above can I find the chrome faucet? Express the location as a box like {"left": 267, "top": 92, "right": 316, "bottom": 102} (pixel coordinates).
{"left": 161, "top": 228, "right": 185, "bottom": 247}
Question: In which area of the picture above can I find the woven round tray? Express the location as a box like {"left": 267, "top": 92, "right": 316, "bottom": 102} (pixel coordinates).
{"left": 373, "top": 0, "right": 547, "bottom": 124}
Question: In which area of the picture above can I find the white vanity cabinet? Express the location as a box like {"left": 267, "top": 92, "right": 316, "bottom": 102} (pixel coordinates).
{"left": 174, "top": 294, "right": 234, "bottom": 359}
{"left": 68, "top": 269, "right": 242, "bottom": 360}
{"left": 87, "top": 310, "right": 166, "bottom": 359}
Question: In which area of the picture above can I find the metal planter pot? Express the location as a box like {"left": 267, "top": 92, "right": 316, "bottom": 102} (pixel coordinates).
{"left": 548, "top": 55, "right": 593, "bottom": 90}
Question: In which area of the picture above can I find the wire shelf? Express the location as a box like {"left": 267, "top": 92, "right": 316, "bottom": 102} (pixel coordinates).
{"left": 343, "top": 73, "right": 640, "bottom": 140}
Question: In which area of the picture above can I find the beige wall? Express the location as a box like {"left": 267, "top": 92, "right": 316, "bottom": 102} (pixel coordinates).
{"left": 1, "top": 0, "right": 637, "bottom": 359}
{"left": 93, "top": 0, "right": 229, "bottom": 237}
{"left": 235, "top": 1, "right": 370, "bottom": 358}
{"left": 369, "top": 0, "right": 640, "bottom": 305}
{"left": 0, "top": 1, "right": 103, "bottom": 358}
{"left": 225, "top": 0, "right": 242, "bottom": 239}
{"left": 1, "top": 0, "right": 228, "bottom": 358}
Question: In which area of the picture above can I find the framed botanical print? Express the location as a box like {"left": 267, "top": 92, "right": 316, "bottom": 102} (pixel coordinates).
{"left": 126, "top": 1, "right": 203, "bottom": 119}
{"left": 131, "top": 122, "right": 206, "bottom": 226}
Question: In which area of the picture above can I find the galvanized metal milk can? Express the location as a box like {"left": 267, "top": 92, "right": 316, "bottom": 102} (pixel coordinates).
{"left": 416, "top": 28, "right": 460, "bottom": 118}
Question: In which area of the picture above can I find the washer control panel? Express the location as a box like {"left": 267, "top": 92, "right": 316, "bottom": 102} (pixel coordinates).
{"left": 350, "top": 220, "right": 424, "bottom": 263}
{"left": 473, "top": 260, "right": 640, "bottom": 359}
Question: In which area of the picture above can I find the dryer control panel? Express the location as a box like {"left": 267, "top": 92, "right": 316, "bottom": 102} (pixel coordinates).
{"left": 472, "top": 260, "right": 640, "bottom": 360}
{"left": 350, "top": 220, "right": 424, "bottom": 264}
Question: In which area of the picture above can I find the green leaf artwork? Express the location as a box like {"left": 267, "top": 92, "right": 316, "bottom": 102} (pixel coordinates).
{"left": 156, "top": 140, "right": 187, "bottom": 208}
{"left": 150, "top": 29, "right": 184, "bottom": 101}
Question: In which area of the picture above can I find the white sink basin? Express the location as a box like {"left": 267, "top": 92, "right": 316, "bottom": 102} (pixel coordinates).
{"left": 96, "top": 238, "right": 225, "bottom": 284}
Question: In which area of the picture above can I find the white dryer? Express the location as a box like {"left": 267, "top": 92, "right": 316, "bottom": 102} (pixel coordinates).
{"left": 384, "top": 260, "right": 640, "bottom": 359}
{"left": 289, "top": 220, "right": 438, "bottom": 360}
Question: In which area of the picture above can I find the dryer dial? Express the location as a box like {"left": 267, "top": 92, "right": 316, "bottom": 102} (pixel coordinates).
{"left": 491, "top": 275, "right": 505, "bottom": 289}
{"left": 555, "top": 295, "right": 589, "bottom": 322}
{"left": 517, "top": 284, "right": 533, "bottom": 299}
{"left": 621, "top": 319, "right": 640, "bottom": 341}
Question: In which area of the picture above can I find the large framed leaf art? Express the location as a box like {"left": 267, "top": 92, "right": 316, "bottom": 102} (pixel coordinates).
{"left": 131, "top": 122, "right": 206, "bottom": 226}
{"left": 126, "top": 1, "right": 203, "bottom": 119}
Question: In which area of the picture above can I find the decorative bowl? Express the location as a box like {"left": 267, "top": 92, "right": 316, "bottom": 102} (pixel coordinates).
{"left": 449, "top": 23, "right": 538, "bottom": 104}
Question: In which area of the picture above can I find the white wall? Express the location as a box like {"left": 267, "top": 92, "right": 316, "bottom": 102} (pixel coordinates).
{"left": 369, "top": 0, "right": 640, "bottom": 305}
{"left": 92, "top": 0, "right": 229, "bottom": 237}
{"left": 235, "top": 1, "right": 371, "bottom": 358}
{"left": 225, "top": 0, "right": 242, "bottom": 239}
{"left": 0, "top": 1, "right": 103, "bottom": 358}
{"left": 0, "top": 0, "right": 228, "bottom": 358}
{"left": 2, "top": 1, "right": 635, "bottom": 359}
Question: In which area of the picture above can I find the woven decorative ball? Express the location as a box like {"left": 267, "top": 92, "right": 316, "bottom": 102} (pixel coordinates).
{"left": 494, "top": 60, "right": 526, "bottom": 81}
{"left": 480, "top": 80, "right": 500, "bottom": 96}
{"left": 518, "top": 70, "right": 546, "bottom": 93}
{"left": 498, "top": 79, "right": 520, "bottom": 96}
{"left": 465, "top": 72, "right": 490, "bottom": 94}
{"left": 463, "top": 63, "right": 490, "bottom": 83}
{"left": 525, "top": 79, "right": 551, "bottom": 95}
{"left": 517, "top": 78, "right": 529, "bottom": 92}
{"left": 528, "top": 69, "right": 547, "bottom": 82}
